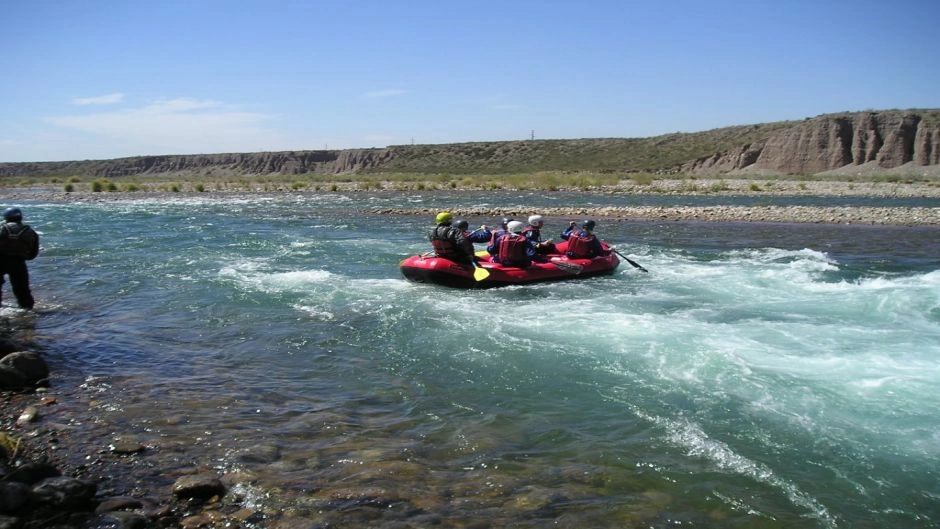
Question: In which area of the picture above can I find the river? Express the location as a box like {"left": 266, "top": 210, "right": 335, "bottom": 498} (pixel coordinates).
{"left": 3, "top": 191, "right": 939, "bottom": 528}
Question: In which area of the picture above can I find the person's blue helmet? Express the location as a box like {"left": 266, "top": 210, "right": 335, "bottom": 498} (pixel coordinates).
{"left": 582, "top": 220, "right": 596, "bottom": 231}
{"left": 2, "top": 207, "right": 22, "bottom": 222}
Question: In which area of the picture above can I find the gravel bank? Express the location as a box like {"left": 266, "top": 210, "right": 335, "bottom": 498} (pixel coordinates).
{"left": 3, "top": 179, "right": 939, "bottom": 225}
{"left": 376, "top": 204, "right": 940, "bottom": 225}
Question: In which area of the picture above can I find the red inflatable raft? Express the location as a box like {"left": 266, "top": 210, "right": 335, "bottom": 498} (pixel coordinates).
{"left": 400, "top": 241, "right": 621, "bottom": 289}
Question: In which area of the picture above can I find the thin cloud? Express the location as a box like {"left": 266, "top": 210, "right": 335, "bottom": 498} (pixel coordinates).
{"left": 362, "top": 89, "right": 407, "bottom": 99}
{"left": 72, "top": 93, "right": 125, "bottom": 105}
{"left": 139, "top": 98, "right": 224, "bottom": 114}
{"left": 43, "top": 97, "right": 284, "bottom": 155}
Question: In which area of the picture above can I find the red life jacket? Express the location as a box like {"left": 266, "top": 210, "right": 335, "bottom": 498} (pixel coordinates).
{"left": 497, "top": 234, "right": 528, "bottom": 265}
{"left": 565, "top": 232, "right": 596, "bottom": 258}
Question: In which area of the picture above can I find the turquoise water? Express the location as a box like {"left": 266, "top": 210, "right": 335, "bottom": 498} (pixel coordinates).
{"left": 5, "top": 193, "right": 940, "bottom": 528}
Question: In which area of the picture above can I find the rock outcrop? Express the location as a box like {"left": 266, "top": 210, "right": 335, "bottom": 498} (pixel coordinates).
{"left": 755, "top": 111, "right": 937, "bottom": 173}
{"left": 682, "top": 110, "right": 940, "bottom": 175}
{"left": 0, "top": 149, "right": 396, "bottom": 179}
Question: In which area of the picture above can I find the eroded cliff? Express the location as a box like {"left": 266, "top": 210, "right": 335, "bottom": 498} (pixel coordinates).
{"left": 682, "top": 110, "right": 940, "bottom": 174}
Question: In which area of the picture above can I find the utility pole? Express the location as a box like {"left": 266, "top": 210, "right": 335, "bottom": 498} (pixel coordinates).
{"left": 530, "top": 130, "right": 535, "bottom": 140}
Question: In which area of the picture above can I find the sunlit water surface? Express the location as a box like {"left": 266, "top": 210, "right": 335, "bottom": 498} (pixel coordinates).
{"left": 4, "top": 192, "right": 939, "bottom": 528}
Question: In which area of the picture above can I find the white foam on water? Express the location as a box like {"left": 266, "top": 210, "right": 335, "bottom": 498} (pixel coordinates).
{"left": 498, "top": 245, "right": 940, "bottom": 524}
{"left": 218, "top": 257, "right": 335, "bottom": 295}
{"left": 624, "top": 402, "right": 838, "bottom": 529}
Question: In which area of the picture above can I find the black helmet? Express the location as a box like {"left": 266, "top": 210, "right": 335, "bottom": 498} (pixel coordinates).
{"left": 582, "top": 220, "right": 596, "bottom": 230}
{"left": 2, "top": 207, "right": 22, "bottom": 222}
{"left": 501, "top": 217, "right": 514, "bottom": 229}
{"left": 454, "top": 220, "right": 469, "bottom": 231}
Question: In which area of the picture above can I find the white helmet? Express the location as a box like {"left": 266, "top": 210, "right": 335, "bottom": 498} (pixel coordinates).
{"left": 527, "top": 214, "right": 544, "bottom": 227}
{"left": 507, "top": 220, "right": 525, "bottom": 234}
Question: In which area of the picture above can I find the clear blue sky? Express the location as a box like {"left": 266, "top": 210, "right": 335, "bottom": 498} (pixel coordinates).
{"left": 2, "top": 0, "right": 938, "bottom": 162}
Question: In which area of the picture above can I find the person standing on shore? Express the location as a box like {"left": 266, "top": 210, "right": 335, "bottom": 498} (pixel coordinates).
{"left": 0, "top": 207, "right": 40, "bottom": 310}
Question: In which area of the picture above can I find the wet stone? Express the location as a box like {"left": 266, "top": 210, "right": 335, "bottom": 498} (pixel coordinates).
{"left": 0, "top": 352, "right": 49, "bottom": 385}
{"left": 5, "top": 460, "right": 60, "bottom": 484}
{"left": 109, "top": 439, "right": 145, "bottom": 455}
{"left": 0, "top": 481, "right": 31, "bottom": 513}
{"left": 0, "top": 366, "right": 26, "bottom": 391}
{"left": 99, "top": 510, "right": 149, "bottom": 529}
{"left": 234, "top": 442, "right": 281, "bottom": 464}
{"left": 30, "top": 476, "right": 97, "bottom": 509}
{"left": 16, "top": 406, "right": 39, "bottom": 426}
{"left": 95, "top": 495, "right": 144, "bottom": 513}
{"left": 172, "top": 474, "right": 226, "bottom": 501}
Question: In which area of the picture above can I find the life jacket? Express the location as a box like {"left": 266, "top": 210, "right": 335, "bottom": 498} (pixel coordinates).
{"left": 429, "top": 226, "right": 468, "bottom": 262}
{"left": 487, "top": 229, "right": 507, "bottom": 255}
{"left": 565, "top": 232, "right": 596, "bottom": 259}
{"left": 497, "top": 234, "right": 528, "bottom": 266}
{"left": 0, "top": 223, "right": 38, "bottom": 259}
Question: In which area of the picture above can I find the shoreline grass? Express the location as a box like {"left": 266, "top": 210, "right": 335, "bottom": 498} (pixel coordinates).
{"left": 3, "top": 171, "right": 939, "bottom": 196}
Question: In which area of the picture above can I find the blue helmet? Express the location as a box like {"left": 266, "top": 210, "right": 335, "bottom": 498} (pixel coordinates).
{"left": 582, "top": 220, "right": 596, "bottom": 231}
{"left": 2, "top": 207, "right": 22, "bottom": 222}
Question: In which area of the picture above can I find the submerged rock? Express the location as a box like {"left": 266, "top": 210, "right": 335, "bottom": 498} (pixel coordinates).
{"left": 171, "top": 474, "right": 226, "bottom": 501}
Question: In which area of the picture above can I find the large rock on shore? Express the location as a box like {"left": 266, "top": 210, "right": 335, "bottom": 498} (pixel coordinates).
{"left": 0, "top": 351, "right": 48, "bottom": 390}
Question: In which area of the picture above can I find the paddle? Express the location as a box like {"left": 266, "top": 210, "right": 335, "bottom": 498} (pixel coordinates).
{"left": 471, "top": 260, "right": 490, "bottom": 281}
{"left": 611, "top": 248, "right": 649, "bottom": 273}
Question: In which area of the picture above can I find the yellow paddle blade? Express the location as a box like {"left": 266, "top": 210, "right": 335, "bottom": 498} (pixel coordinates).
{"left": 475, "top": 250, "right": 489, "bottom": 257}
{"left": 473, "top": 265, "right": 490, "bottom": 281}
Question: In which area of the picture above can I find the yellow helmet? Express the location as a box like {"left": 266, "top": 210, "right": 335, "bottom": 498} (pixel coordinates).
{"left": 435, "top": 211, "right": 453, "bottom": 225}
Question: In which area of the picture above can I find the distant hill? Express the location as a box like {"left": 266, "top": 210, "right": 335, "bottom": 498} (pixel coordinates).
{"left": 2, "top": 109, "right": 938, "bottom": 180}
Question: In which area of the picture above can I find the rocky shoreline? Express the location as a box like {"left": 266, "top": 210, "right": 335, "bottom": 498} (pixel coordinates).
{"left": 4, "top": 178, "right": 938, "bottom": 225}
{"left": 373, "top": 204, "right": 940, "bottom": 225}
{"left": 0, "top": 337, "right": 234, "bottom": 528}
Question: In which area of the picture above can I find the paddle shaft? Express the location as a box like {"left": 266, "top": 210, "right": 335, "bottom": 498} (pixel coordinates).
{"left": 612, "top": 249, "right": 649, "bottom": 273}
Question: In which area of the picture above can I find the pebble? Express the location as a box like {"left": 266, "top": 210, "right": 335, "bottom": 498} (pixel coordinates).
{"left": 16, "top": 406, "right": 38, "bottom": 426}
